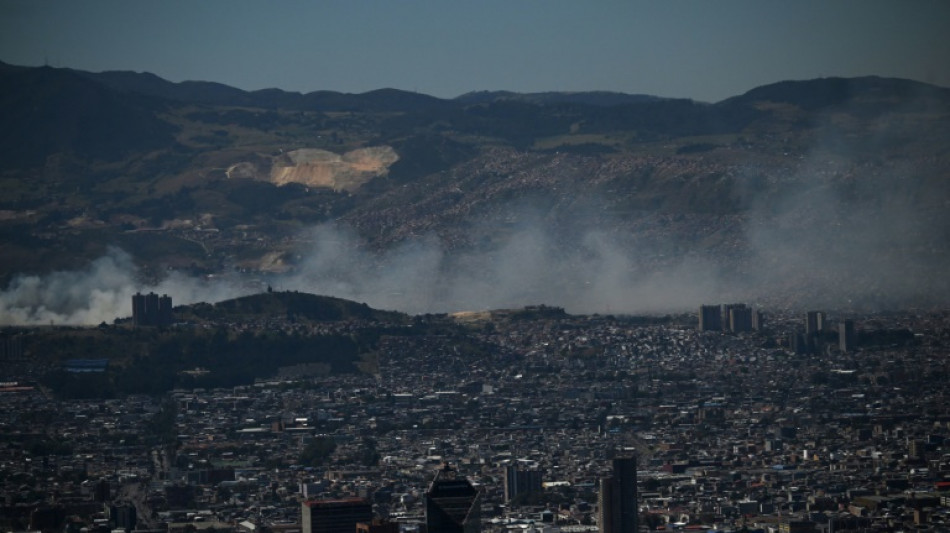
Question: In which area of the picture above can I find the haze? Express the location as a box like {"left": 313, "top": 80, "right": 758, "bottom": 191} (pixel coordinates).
{"left": 2, "top": 0, "right": 949, "bottom": 102}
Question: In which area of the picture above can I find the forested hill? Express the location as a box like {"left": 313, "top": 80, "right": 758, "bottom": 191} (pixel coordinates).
{"left": 176, "top": 291, "right": 409, "bottom": 324}
{"left": 28, "top": 291, "right": 416, "bottom": 398}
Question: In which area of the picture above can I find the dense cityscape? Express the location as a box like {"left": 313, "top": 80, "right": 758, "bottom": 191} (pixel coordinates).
{"left": 2, "top": 301, "right": 949, "bottom": 533}
{"left": 3, "top": 3, "right": 949, "bottom": 533}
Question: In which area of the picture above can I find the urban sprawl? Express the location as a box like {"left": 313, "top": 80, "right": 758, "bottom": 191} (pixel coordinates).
{"left": 2, "top": 304, "right": 949, "bottom": 533}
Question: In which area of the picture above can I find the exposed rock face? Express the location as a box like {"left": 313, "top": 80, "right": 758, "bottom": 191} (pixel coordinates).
{"left": 269, "top": 146, "right": 398, "bottom": 191}
{"left": 224, "top": 146, "right": 399, "bottom": 192}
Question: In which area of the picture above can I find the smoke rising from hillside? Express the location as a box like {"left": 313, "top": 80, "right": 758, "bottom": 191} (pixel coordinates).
{"left": 3, "top": 159, "right": 949, "bottom": 326}
{"left": 737, "top": 111, "right": 950, "bottom": 310}
{"left": 282, "top": 222, "right": 728, "bottom": 316}
{"left": 0, "top": 248, "right": 246, "bottom": 326}
{"left": 0, "top": 221, "right": 732, "bottom": 325}
{"left": 1, "top": 189, "right": 947, "bottom": 326}
{"left": 3, "top": 104, "right": 949, "bottom": 325}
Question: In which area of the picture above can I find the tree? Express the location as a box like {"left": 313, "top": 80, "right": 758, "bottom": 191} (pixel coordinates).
{"left": 299, "top": 436, "right": 336, "bottom": 467}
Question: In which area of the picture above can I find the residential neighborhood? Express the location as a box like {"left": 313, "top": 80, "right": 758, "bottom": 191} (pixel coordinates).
{"left": 1, "top": 305, "right": 949, "bottom": 532}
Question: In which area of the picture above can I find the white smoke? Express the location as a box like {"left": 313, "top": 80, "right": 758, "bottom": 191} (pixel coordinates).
{"left": 2, "top": 180, "right": 946, "bottom": 326}
{"left": 4, "top": 94, "right": 948, "bottom": 325}
{"left": 0, "top": 247, "right": 246, "bottom": 326}
{"left": 283, "top": 221, "right": 727, "bottom": 315}
{"left": 0, "top": 216, "right": 733, "bottom": 326}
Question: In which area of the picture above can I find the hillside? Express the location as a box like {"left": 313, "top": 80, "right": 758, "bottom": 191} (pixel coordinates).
{"left": 181, "top": 291, "right": 409, "bottom": 323}
{"left": 20, "top": 291, "right": 412, "bottom": 397}
{"left": 1, "top": 62, "right": 949, "bottom": 319}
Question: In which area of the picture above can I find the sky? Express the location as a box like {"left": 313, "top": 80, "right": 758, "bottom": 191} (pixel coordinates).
{"left": 1, "top": 0, "right": 949, "bottom": 102}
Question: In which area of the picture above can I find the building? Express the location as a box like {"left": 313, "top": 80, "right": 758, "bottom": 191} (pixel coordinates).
{"left": 805, "top": 311, "right": 824, "bottom": 336}
{"left": 356, "top": 520, "right": 398, "bottom": 533}
{"left": 158, "top": 294, "right": 173, "bottom": 326}
{"left": 726, "top": 304, "right": 753, "bottom": 333}
{"left": 504, "top": 465, "right": 543, "bottom": 503}
{"left": 698, "top": 305, "right": 722, "bottom": 332}
{"left": 779, "top": 520, "right": 816, "bottom": 533}
{"left": 425, "top": 464, "right": 480, "bottom": 533}
{"left": 789, "top": 332, "right": 807, "bottom": 355}
{"left": 839, "top": 319, "right": 856, "bottom": 352}
{"left": 700, "top": 304, "right": 756, "bottom": 333}
{"left": 132, "top": 292, "right": 147, "bottom": 326}
{"left": 598, "top": 457, "right": 637, "bottom": 533}
{"left": 132, "top": 292, "right": 173, "bottom": 327}
{"left": 109, "top": 503, "right": 137, "bottom": 532}
{"left": 301, "top": 497, "right": 373, "bottom": 533}
{"left": 144, "top": 292, "right": 160, "bottom": 324}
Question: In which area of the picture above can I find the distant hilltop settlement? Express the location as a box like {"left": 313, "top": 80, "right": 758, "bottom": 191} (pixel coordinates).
{"left": 699, "top": 304, "right": 857, "bottom": 354}
{"left": 126, "top": 291, "right": 860, "bottom": 356}
{"left": 131, "top": 292, "right": 173, "bottom": 327}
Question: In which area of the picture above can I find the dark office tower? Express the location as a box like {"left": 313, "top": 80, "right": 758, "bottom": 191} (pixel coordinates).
{"left": 144, "top": 292, "right": 160, "bottom": 326}
{"left": 94, "top": 479, "right": 111, "bottom": 502}
{"left": 109, "top": 503, "right": 137, "bottom": 532}
{"left": 301, "top": 498, "right": 373, "bottom": 533}
{"left": 504, "top": 465, "right": 543, "bottom": 503}
{"left": 132, "top": 292, "right": 146, "bottom": 326}
{"left": 839, "top": 320, "right": 856, "bottom": 352}
{"left": 698, "top": 305, "right": 722, "bottom": 332}
{"left": 805, "top": 311, "right": 823, "bottom": 336}
{"left": 133, "top": 292, "right": 173, "bottom": 326}
{"left": 425, "top": 464, "right": 480, "bottom": 533}
{"left": 598, "top": 457, "right": 637, "bottom": 533}
{"left": 752, "top": 310, "right": 765, "bottom": 331}
{"left": 158, "top": 294, "right": 173, "bottom": 326}
{"left": 789, "top": 332, "right": 807, "bottom": 355}
{"left": 728, "top": 305, "right": 753, "bottom": 333}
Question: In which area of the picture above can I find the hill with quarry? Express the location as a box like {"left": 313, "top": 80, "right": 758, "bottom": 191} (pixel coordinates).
{"left": 1, "top": 61, "right": 949, "bottom": 316}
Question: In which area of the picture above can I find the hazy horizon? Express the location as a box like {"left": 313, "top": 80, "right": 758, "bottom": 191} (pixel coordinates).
{"left": 2, "top": 1, "right": 948, "bottom": 102}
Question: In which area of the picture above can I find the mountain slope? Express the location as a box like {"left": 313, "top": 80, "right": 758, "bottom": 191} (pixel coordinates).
{"left": 0, "top": 65, "right": 179, "bottom": 167}
{"left": 722, "top": 76, "right": 950, "bottom": 111}
{"left": 1, "top": 63, "right": 949, "bottom": 315}
{"left": 72, "top": 67, "right": 452, "bottom": 112}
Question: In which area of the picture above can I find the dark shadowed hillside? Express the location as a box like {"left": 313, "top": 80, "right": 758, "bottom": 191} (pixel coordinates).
{"left": 0, "top": 64, "right": 179, "bottom": 167}
{"left": 188, "top": 291, "right": 408, "bottom": 323}
{"left": 1, "top": 62, "right": 949, "bottom": 321}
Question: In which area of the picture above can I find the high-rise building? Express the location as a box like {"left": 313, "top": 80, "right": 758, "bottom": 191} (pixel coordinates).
{"left": 132, "top": 292, "right": 173, "bottom": 326}
{"left": 158, "top": 294, "right": 174, "bottom": 326}
{"left": 598, "top": 457, "right": 637, "bottom": 533}
{"left": 504, "top": 465, "right": 543, "bottom": 503}
{"left": 839, "top": 320, "right": 856, "bottom": 352}
{"left": 109, "top": 503, "right": 137, "bottom": 532}
{"left": 698, "top": 305, "right": 722, "bottom": 332}
{"left": 425, "top": 464, "right": 480, "bottom": 533}
{"left": 302, "top": 498, "right": 373, "bottom": 533}
{"left": 132, "top": 292, "right": 147, "bottom": 326}
{"left": 727, "top": 304, "right": 753, "bottom": 333}
{"left": 805, "top": 311, "right": 824, "bottom": 336}
{"left": 789, "top": 332, "right": 807, "bottom": 355}
{"left": 144, "top": 292, "right": 160, "bottom": 324}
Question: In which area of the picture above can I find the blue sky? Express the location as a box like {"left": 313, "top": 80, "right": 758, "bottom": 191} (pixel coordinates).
{"left": 1, "top": 0, "right": 948, "bottom": 102}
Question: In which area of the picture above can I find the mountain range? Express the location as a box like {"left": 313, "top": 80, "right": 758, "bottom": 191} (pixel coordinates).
{"left": 1, "top": 60, "right": 949, "bottom": 322}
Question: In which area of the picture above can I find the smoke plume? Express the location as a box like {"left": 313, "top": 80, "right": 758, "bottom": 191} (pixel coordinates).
{"left": 0, "top": 247, "right": 246, "bottom": 326}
